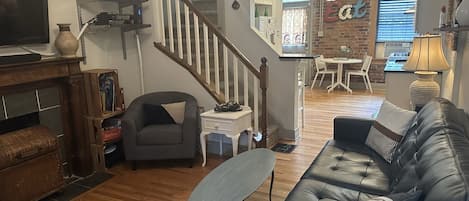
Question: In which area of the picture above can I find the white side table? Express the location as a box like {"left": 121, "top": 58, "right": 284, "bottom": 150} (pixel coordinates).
{"left": 200, "top": 107, "right": 253, "bottom": 167}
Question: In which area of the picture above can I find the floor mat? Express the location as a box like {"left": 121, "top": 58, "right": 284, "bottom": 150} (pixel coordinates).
{"left": 271, "top": 143, "right": 297, "bottom": 153}
{"left": 41, "top": 172, "right": 113, "bottom": 201}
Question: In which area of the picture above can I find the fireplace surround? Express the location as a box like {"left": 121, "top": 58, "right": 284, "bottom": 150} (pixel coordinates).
{"left": 0, "top": 57, "right": 92, "bottom": 177}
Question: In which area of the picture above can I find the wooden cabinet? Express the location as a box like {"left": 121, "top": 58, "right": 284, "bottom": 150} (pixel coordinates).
{"left": 83, "top": 69, "right": 125, "bottom": 172}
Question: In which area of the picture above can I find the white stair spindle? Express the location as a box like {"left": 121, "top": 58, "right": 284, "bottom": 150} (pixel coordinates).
{"left": 194, "top": 14, "right": 201, "bottom": 74}
{"left": 254, "top": 79, "right": 259, "bottom": 131}
{"left": 223, "top": 45, "right": 229, "bottom": 101}
{"left": 175, "top": 0, "right": 183, "bottom": 58}
{"left": 160, "top": 0, "right": 166, "bottom": 46}
{"left": 213, "top": 34, "right": 220, "bottom": 94}
{"left": 244, "top": 66, "right": 249, "bottom": 106}
{"left": 167, "top": 0, "right": 174, "bottom": 52}
{"left": 184, "top": 4, "right": 192, "bottom": 65}
{"left": 233, "top": 56, "right": 239, "bottom": 102}
{"left": 203, "top": 24, "right": 210, "bottom": 84}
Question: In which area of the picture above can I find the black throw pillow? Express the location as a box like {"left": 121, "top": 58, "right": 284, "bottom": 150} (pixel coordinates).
{"left": 143, "top": 103, "right": 176, "bottom": 126}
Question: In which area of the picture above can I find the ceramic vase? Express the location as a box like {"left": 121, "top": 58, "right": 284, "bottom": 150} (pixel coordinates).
{"left": 54, "top": 24, "right": 78, "bottom": 58}
{"left": 456, "top": 0, "right": 469, "bottom": 26}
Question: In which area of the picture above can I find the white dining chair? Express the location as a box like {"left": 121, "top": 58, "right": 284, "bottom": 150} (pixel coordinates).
{"left": 346, "top": 55, "right": 373, "bottom": 93}
{"left": 311, "top": 55, "right": 337, "bottom": 89}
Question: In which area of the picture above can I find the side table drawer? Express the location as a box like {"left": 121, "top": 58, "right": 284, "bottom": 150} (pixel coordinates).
{"left": 203, "top": 118, "right": 233, "bottom": 132}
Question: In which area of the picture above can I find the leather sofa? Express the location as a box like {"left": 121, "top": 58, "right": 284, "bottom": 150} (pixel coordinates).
{"left": 286, "top": 98, "right": 469, "bottom": 201}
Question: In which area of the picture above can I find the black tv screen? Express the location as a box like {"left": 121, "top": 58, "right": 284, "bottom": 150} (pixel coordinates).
{"left": 0, "top": 0, "right": 49, "bottom": 46}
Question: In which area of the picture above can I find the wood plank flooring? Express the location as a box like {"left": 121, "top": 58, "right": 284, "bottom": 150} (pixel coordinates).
{"left": 74, "top": 88, "right": 384, "bottom": 201}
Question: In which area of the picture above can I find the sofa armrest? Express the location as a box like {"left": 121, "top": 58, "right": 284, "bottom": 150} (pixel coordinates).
{"left": 333, "top": 116, "right": 374, "bottom": 144}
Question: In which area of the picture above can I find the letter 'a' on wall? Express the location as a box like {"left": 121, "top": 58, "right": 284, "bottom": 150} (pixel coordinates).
{"left": 324, "top": 0, "right": 367, "bottom": 22}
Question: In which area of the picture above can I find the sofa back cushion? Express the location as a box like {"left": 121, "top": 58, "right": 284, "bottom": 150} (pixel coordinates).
{"left": 390, "top": 98, "right": 469, "bottom": 201}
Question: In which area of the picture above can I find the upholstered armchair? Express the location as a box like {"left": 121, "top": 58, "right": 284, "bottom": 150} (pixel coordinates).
{"left": 121, "top": 92, "right": 200, "bottom": 169}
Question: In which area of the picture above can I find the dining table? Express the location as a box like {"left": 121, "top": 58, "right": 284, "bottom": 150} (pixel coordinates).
{"left": 321, "top": 58, "right": 363, "bottom": 93}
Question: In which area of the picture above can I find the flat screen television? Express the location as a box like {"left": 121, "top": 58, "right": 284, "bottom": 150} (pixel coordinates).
{"left": 0, "top": 0, "right": 49, "bottom": 46}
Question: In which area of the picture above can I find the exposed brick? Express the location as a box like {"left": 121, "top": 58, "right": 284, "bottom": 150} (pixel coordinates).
{"left": 310, "top": 0, "right": 385, "bottom": 83}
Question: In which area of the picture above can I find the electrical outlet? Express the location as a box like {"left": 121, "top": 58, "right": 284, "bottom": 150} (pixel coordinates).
{"left": 318, "top": 31, "right": 324, "bottom": 37}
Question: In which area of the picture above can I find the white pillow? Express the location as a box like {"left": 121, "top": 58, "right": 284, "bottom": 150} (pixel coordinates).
{"left": 365, "top": 101, "right": 416, "bottom": 163}
{"left": 161, "top": 101, "right": 186, "bottom": 124}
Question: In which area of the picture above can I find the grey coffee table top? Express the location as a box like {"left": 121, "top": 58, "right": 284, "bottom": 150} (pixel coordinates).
{"left": 189, "top": 148, "right": 276, "bottom": 201}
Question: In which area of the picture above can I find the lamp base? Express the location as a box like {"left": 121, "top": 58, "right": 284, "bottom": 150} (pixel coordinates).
{"left": 409, "top": 71, "right": 440, "bottom": 109}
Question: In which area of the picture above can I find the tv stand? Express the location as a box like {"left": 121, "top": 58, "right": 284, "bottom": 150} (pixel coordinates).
{"left": 0, "top": 53, "right": 41, "bottom": 65}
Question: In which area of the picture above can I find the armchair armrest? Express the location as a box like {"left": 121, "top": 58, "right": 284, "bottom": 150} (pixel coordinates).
{"left": 333, "top": 116, "right": 374, "bottom": 144}
{"left": 121, "top": 104, "right": 144, "bottom": 150}
{"left": 182, "top": 100, "right": 200, "bottom": 149}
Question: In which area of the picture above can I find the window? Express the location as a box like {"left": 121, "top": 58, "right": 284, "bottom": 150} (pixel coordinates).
{"left": 282, "top": 7, "right": 308, "bottom": 46}
{"left": 377, "top": 0, "right": 417, "bottom": 42}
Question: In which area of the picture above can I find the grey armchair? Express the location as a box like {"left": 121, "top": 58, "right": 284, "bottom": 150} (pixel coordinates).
{"left": 121, "top": 92, "right": 200, "bottom": 169}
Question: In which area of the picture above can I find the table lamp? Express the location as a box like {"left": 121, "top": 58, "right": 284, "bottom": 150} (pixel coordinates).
{"left": 404, "top": 35, "right": 450, "bottom": 110}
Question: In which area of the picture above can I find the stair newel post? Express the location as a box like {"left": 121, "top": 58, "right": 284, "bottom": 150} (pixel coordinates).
{"left": 260, "top": 57, "right": 268, "bottom": 148}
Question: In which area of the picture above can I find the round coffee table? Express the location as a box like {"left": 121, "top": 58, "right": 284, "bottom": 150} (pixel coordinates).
{"left": 189, "top": 148, "right": 276, "bottom": 201}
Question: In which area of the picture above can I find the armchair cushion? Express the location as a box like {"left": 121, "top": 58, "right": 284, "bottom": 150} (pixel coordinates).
{"left": 137, "top": 124, "right": 183, "bottom": 145}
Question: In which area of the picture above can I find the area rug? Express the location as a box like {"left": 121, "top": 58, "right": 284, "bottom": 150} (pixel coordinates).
{"left": 271, "top": 143, "right": 297, "bottom": 153}
{"left": 41, "top": 172, "right": 113, "bottom": 201}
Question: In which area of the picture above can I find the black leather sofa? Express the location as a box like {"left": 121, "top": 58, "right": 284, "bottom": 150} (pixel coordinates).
{"left": 286, "top": 98, "right": 469, "bottom": 201}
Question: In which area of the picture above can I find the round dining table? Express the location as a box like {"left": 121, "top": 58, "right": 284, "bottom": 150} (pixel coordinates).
{"left": 321, "top": 58, "right": 362, "bottom": 93}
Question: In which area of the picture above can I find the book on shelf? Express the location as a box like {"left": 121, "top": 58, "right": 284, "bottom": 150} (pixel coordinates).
{"left": 99, "top": 73, "right": 117, "bottom": 113}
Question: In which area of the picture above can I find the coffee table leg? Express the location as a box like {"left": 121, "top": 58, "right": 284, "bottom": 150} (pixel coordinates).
{"left": 269, "top": 170, "right": 274, "bottom": 201}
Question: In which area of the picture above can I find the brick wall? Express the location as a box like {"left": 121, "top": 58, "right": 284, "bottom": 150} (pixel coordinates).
{"left": 310, "top": 0, "right": 385, "bottom": 83}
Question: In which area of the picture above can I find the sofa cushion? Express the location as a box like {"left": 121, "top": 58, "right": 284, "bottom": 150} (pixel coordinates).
{"left": 368, "top": 188, "right": 422, "bottom": 201}
{"left": 285, "top": 179, "right": 378, "bottom": 201}
{"left": 390, "top": 98, "right": 469, "bottom": 197}
{"left": 137, "top": 124, "right": 182, "bottom": 145}
{"left": 365, "top": 101, "right": 416, "bottom": 162}
{"left": 302, "top": 141, "right": 391, "bottom": 195}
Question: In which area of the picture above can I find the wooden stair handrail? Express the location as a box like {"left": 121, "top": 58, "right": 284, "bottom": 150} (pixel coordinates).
{"left": 181, "top": 0, "right": 261, "bottom": 79}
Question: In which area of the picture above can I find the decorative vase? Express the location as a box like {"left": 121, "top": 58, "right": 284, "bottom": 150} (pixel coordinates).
{"left": 54, "top": 24, "right": 78, "bottom": 58}
{"left": 456, "top": 0, "right": 469, "bottom": 26}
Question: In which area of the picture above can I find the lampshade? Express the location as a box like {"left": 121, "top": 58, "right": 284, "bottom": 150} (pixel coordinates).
{"left": 404, "top": 35, "right": 450, "bottom": 72}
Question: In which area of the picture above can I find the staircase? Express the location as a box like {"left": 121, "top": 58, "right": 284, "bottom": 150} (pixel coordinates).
{"left": 154, "top": 0, "right": 273, "bottom": 148}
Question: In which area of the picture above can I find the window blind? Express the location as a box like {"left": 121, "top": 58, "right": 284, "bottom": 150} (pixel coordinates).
{"left": 377, "top": 0, "right": 417, "bottom": 42}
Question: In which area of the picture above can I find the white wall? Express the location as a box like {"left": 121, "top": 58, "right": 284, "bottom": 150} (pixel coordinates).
{"left": 0, "top": 0, "right": 218, "bottom": 110}
{"left": 223, "top": 0, "right": 300, "bottom": 138}
{"left": 0, "top": 0, "right": 80, "bottom": 56}
{"left": 454, "top": 33, "right": 469, "bottom": 111}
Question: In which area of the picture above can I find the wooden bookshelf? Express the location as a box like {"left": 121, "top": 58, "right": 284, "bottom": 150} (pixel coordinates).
{"left": 83, "top": 69, "right": 125, "bottom": 172}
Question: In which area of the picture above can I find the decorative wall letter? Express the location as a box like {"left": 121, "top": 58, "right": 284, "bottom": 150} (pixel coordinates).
{"left": 325, "top": 1, "right": 341, "bottom": 22}
{"left": 339, "top": 5, "right": 353, "bottom": 20}
{"left": 353, "top": 0, "right": 367, "bottom": 18}
{"left": 324, "top": 0, "right": 367, "bottom": 22}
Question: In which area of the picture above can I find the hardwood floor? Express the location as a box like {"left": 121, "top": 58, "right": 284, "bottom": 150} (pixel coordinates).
{"left": 74, "top": 88, "right": 385, "bottom": 201}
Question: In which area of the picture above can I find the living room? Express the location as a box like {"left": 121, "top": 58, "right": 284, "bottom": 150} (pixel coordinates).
{"left": 1, "top": 0, "right": 469, "bottom": 201}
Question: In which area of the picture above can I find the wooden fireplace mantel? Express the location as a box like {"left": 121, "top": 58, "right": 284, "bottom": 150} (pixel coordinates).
{"left": 0, "top": 57, "right": 93, "bottom": 177}
{"left": 0, "top": 57, "right": 84, "bottom": 87}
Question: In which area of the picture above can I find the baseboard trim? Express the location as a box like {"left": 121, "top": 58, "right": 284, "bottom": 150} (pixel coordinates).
{"left": 278, "top": 128, "right": 299, "bottom": 141}
{"left": 309, "top": 81, "right": 385, "bottom": 91}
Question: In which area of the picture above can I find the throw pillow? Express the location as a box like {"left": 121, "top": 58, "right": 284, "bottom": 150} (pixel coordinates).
{"left": 365, "top": 101, "right": 416, "bottom": 163}
{"left": 161, "top": 101, "right": 186, "bottom": 124}
{"left": 143, "top": 101, "right": 186, "bottom": 125}
{"left": 368, "top": 189, "right": 422, "bottom": 201}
